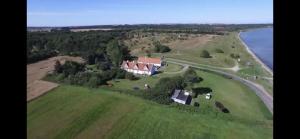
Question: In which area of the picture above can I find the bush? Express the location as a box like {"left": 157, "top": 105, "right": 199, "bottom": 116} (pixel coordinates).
{"left": 215, "top": 101, "right": 230, "bottom": 113}
{"left": 154, "top": 76, "right": 186, "bottom": 95}
{"left": 192, "top": 87, "right": 212, "bottom": 97}
{"left": 97, "top": 62, "right": 110, "bottom": 70}
{"left": 87, "top": 76, "right": 98, "bottom": 88}
{"left": 215, "top": 48, "right": 224, "bottom": 53}
{"left": 125, "top": 72, "right": 136, "bottom": 80}
{"left": 194, "top": 102, "right": 200, "bottom": 107}
{"left": 55, "top": 73, "right": 65, "bottom": 82}
{"left": 230, "top": 53, "right": 240, "bottom": 59}
{"left": 115, "top": 69, "right": 126, "bottom": 79}
{"left": 183, "top": 68, "right": 202, "bottom": 83}
{"left": 154, "top": 42, "right": 171, "bottom": 53}
{"left": 200, "top": 50, "right": 211, "bottom": 58}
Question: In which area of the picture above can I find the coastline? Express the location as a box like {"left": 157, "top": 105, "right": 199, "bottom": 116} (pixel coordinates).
{"left": 238, "top": 32, "right": 273, "bottom": 76}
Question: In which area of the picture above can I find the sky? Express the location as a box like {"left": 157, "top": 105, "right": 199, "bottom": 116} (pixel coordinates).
{"left": 27, "top": 0, "right": 273, "bottom": 27}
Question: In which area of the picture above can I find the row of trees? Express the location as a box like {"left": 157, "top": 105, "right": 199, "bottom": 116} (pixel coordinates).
{"left": 49, "top": 60, "right": 136, "bottom": 88}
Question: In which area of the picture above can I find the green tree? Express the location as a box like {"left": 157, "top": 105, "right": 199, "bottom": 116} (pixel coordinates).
{"left": 106, "top": 40, "right": 123, "bottom": 67}
{"left": 183, "top": 68, "right": 202, "bottom": 83}
{"left": 54, "top": 60, "right": 62, "bottom": 73}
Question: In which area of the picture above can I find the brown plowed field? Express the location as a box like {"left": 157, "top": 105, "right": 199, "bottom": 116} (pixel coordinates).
{"left": 27, "top": 56, "right": 84, "bottom": 101}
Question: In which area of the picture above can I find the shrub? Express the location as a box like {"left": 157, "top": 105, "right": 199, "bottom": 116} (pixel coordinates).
{"left": 194, "top": 102, "right": 200, "bottom": 107}
{"left": 115, "top": 69, "right": 126, "bottom": 79}
{"left": 97, "top": 62, "right": 110, "bottom": 70}
{"left": 153, "top": 41, "right": 171, "bottom": 53}
{"left": 230, "top": 53, "right": 240, "bottom": 59}
{"left": 55, "top": 73, "right": 65, "bottom": 82}
{"left": 215, "top": 48, "right": 224, "bottom": 53}
{"left": 200, "top": 50, "right": 211, "bottom": 58}
{"left": 87, "top": 76, "right": 98, "bottom": 88}
{"left": 54, "top": 60, "right": 62, "bottom": 73}
{"left": 154, "top": 76, "right": 186, "bottom": 95}
{"left": 183, "top": 68, "right": 202, "bottom": 83}
{"left": 125, "top": 72, "right": 136, "bottom": 80}
{"left": 215, "top": 101, "right": 230, "bottom": 113}
{"left": 192, "top": 87, "right": 212, "bottom": 96}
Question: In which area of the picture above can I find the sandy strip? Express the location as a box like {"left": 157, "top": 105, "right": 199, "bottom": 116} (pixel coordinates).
{"left": 238, "top": 32, "right": 273, "bottom": 76}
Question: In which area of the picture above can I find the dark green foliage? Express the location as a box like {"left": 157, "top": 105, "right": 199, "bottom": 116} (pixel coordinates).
{"left": 200, "top": 50, "right": 211, "bottom": 58}
{"left": 215, "top": 48, "right": 224, "bottom": 53}
{"left": 192, "top": 87, "right": 212, "bottom": 98}
{"left": 27, "top": 30, "right": 128, "bottom": 64}
{"left": 194, "top": 102, "right": 200, "bottom": 107}
{"left": 54, "top": 60, "right": 62, "bottom": 73}
{"left": 115, "top": 69, "right": 126, "bottom": 79}
{"left": 154, "top": 76, "right": 186, "bottom": 95}
{"left": 215, "top": 101, "right": 230, "bottom": 113}
{"left": 183, "top": 68, "right": 202, "bottom": 83}
{"left": 125, "top": 72, "right": 137, "bottom": 80}
{"left": 230, "top": 53, "right": 240, "bottom": 59}
{"left": 87, "top": 76, "right": 99, "bottom": 88}
{"left": 61, "top": 61, "right": 85, "bottom": 77}
{"left": 27, "top": 50, "right": 58, "bottom": 64}
{"left": 153, "top": 41, "right": 171, "bottom": 53}
{"left": 96, "top": 62, "right": 110, "bottom": 71}
{"left": 106, "top": 40, "right": 123, "bottom": 67}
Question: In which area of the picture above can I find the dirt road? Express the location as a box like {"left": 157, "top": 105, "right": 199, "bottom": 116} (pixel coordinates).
{"left": 27, "top": 56, "right": 84, "bottom": 101}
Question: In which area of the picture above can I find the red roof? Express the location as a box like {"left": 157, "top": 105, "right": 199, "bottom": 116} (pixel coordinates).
{"left": 137, "top": 57, "right": 161, "bottom": 65}
{"left": 122, "top": 61, "right": 153, "bottom": 71}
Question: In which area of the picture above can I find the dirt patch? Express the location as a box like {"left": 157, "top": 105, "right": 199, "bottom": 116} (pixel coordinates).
{"left": 27, "top": 56, "right": 84, "bottom": 101}
{"left": 166, "top": 35, "right": 217, "bottom": 49}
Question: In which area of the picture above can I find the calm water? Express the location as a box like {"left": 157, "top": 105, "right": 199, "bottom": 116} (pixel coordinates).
{"left": 240, "top": 27, "right": 273, "bottom": 70}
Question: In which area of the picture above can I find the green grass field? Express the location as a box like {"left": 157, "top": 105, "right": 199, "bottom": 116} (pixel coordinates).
{"left": 28, "top": 84, "right": 272, "bottom": 139}
{"left": 163, "top": 63, "right": 183, "bottom": 72}
{"left": 125, "top": 32, "right": 273, "bottom": 95}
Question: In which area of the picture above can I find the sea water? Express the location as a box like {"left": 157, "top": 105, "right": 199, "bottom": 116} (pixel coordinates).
{"left": 240, "top": 27, "right": 273, "bottom": 70}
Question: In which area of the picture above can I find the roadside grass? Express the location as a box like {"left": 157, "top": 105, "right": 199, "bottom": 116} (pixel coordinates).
{"left": 28, "top": 84, "right": 273, "bottom": 139}
{"left": 163, "top": 63, "right": 183, "bottom": 72}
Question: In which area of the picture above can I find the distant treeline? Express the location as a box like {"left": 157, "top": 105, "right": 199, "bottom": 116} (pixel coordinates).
{"left": 28, "top": 24, "right": 272, "bottom": 33}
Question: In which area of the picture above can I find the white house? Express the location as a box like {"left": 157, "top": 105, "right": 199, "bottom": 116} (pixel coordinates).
{"left": 121, "top": 60, "right": 155, "bottom": 76}
{"left": 171, "top": 89, "right": 191, "bottom": 104}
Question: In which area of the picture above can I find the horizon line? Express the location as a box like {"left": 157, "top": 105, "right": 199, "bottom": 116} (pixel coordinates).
{"left": 27, "top": 22, "right": 273, "bottom": 28}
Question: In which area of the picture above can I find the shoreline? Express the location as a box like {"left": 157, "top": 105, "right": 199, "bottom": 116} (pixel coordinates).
{"left": 238, "top": 32, "right": 273, "bottom": 76}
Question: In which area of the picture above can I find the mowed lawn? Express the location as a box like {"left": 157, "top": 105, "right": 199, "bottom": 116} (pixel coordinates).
{"left": 28, "top": 71, "right": 272, "bottom": 139}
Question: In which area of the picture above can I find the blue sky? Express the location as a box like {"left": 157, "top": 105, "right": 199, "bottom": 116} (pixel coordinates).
{"left": 27, "top": 0, "right": 273, "bottom": 26}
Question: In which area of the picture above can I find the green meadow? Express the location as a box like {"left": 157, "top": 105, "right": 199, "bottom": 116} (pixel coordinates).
{"left": 28, "top": 69, "right": 272, "bottom": 139}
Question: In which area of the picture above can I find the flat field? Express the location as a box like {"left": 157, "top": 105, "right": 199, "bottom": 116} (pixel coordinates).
{"left": 28, "top": 84, "right": 272, "bottom": 139}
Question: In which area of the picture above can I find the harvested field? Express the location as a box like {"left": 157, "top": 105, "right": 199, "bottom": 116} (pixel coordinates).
{"left": 27, "top": 56, "right": 84, "bottom": 101}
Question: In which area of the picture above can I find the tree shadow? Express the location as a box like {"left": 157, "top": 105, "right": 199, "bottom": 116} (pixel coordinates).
{"left": 222, "top": 108, "right": 230, "bottom": 113}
